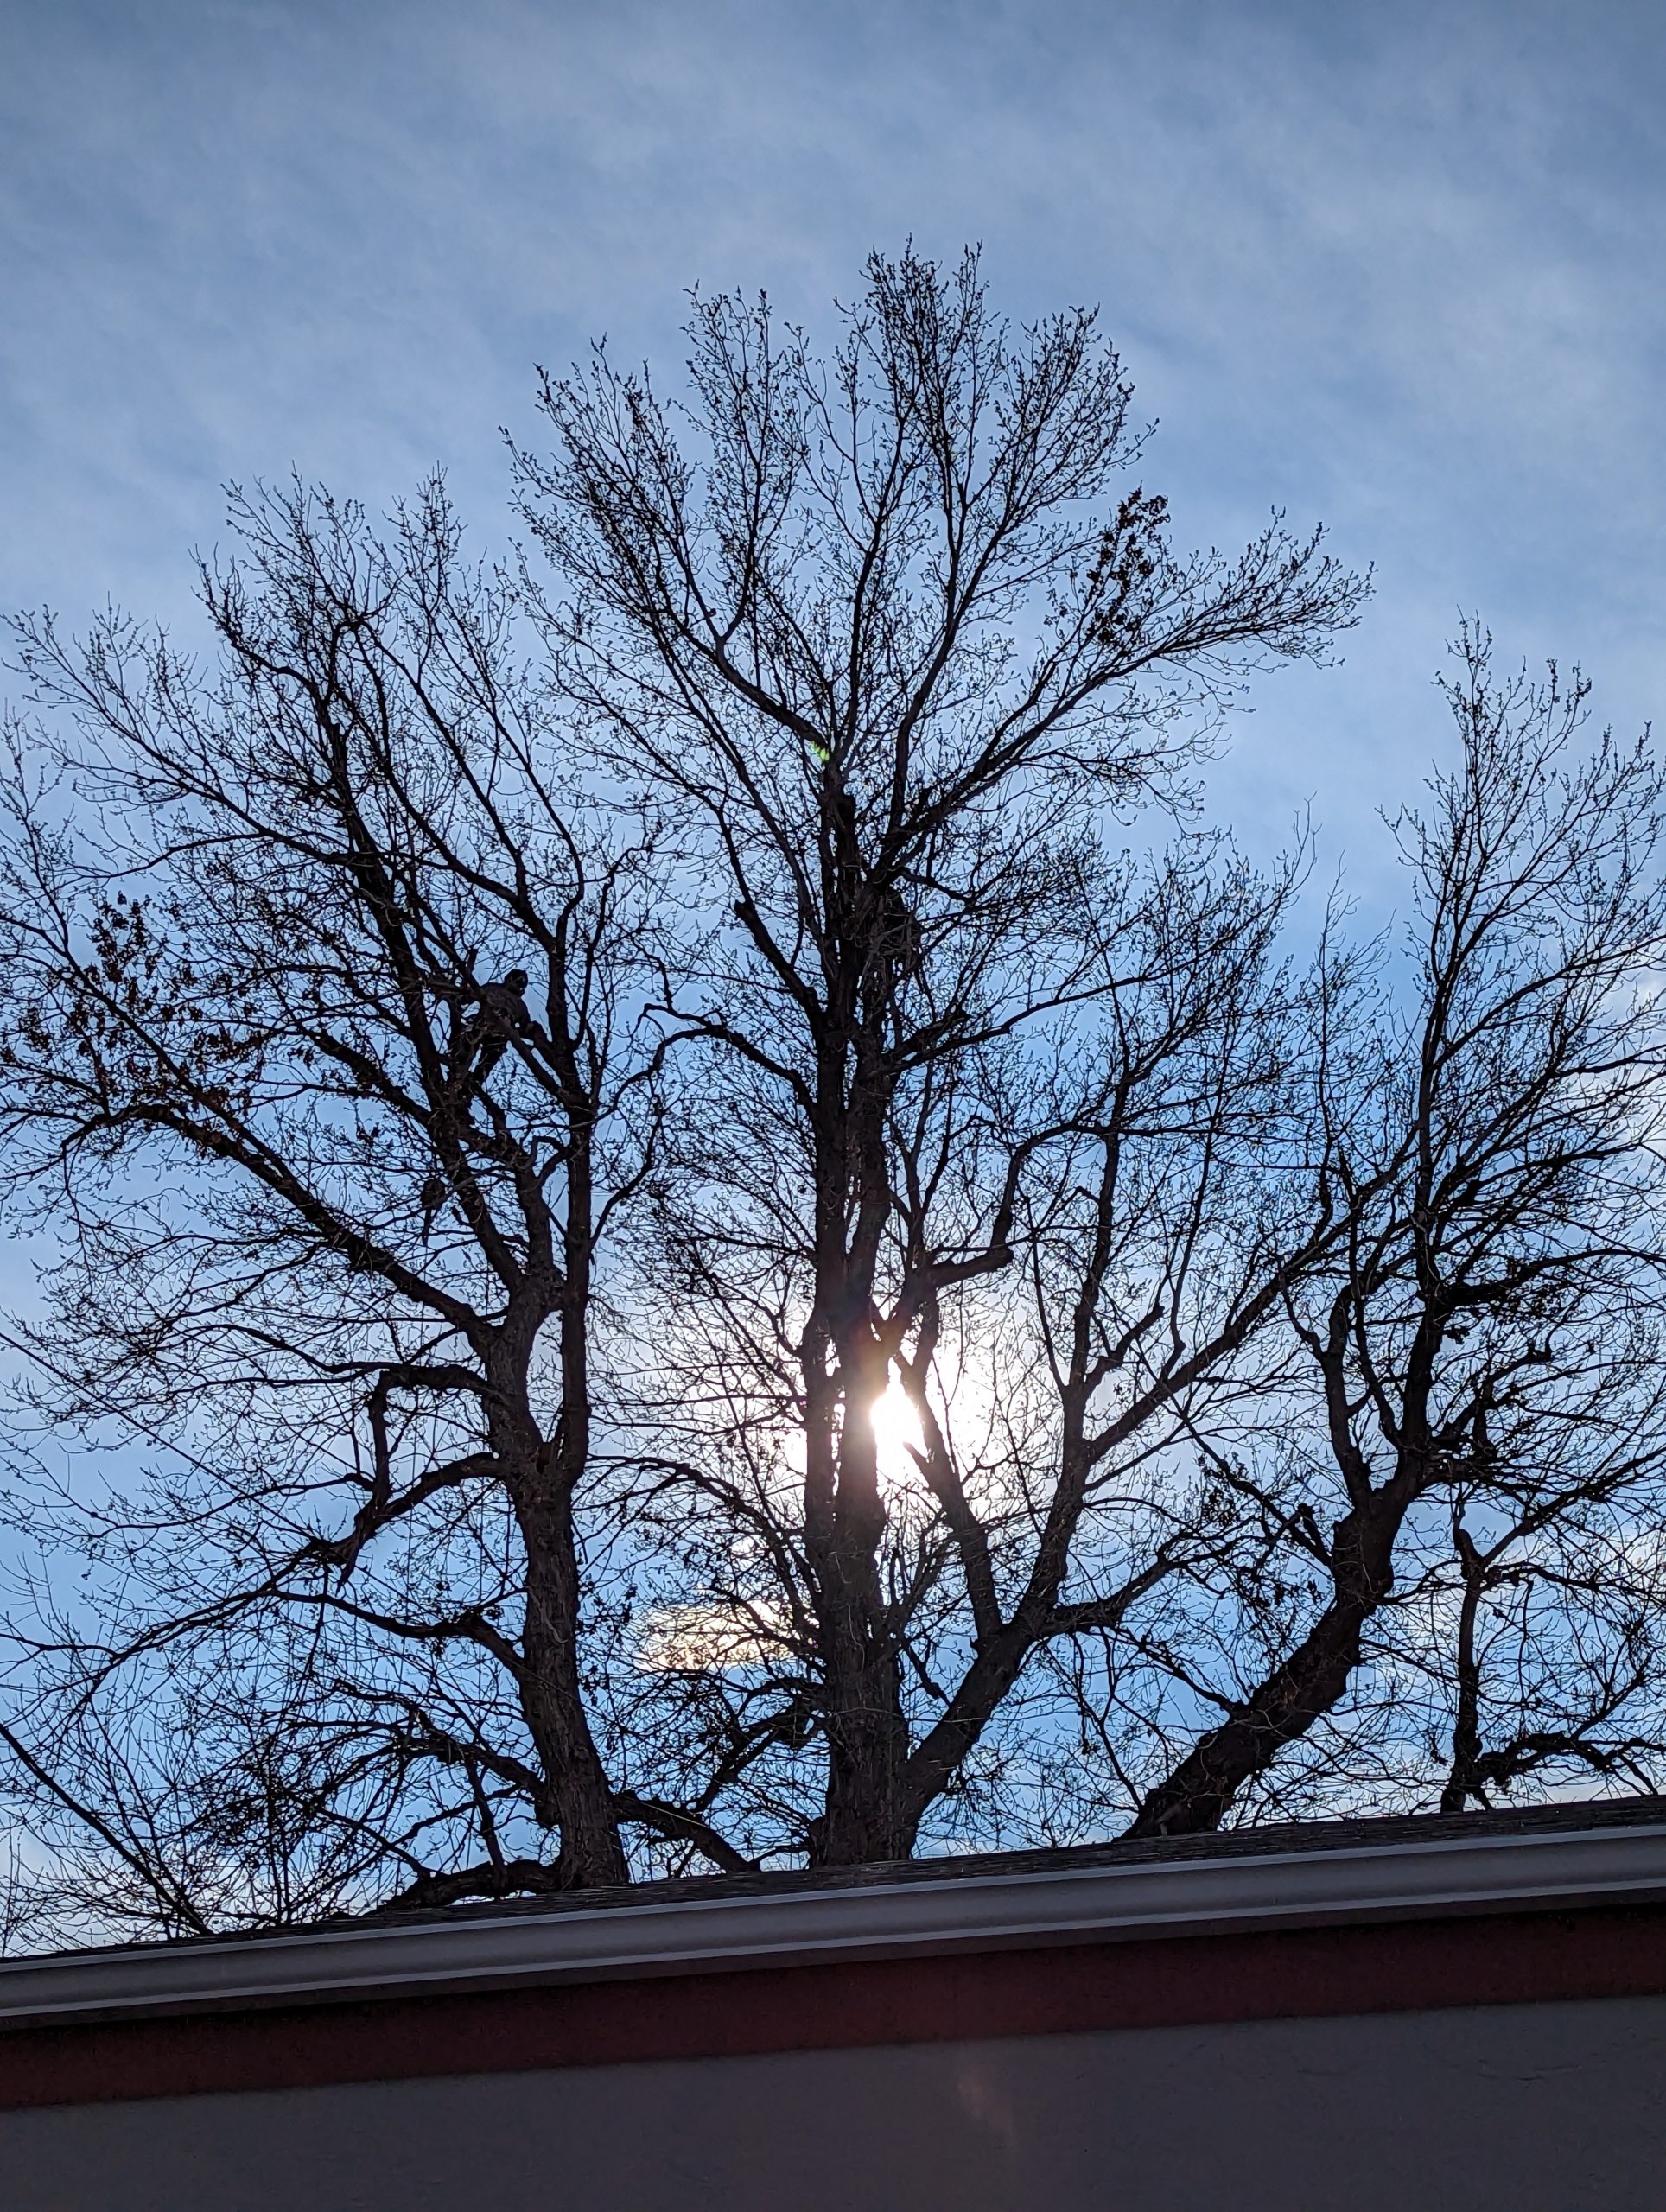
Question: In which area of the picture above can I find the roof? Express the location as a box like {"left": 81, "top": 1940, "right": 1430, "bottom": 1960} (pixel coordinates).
{"left": 5, "top": 1795, "right": 1666, "bottom": 2031}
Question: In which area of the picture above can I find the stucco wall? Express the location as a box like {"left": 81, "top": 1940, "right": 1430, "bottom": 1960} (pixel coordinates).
{"left": 6, "top": 1993, "right": 1664, "bottom": 2211}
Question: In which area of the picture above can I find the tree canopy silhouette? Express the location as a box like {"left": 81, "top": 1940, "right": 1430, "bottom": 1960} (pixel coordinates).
{"left": 2, "top": 251, "right": 1663, "bottom": 1939}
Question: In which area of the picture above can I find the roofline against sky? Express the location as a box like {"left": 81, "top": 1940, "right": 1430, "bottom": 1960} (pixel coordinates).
{"left": 6, "top": 1815, "right": 1666, "bottom": 2031}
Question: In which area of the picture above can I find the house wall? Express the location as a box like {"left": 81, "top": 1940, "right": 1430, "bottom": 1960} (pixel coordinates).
{"left": 5, "top": 1992, "right": 1664, "bottom": 2212}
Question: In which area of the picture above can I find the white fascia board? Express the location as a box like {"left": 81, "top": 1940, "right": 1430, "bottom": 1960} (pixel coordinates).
{"left": 4, "top": 1821, "right": 1666, "bottom": 2028}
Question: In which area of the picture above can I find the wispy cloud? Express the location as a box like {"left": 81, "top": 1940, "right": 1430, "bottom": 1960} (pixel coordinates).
{"left": 2, "top": 0, "right": 1662, "bottom": 890}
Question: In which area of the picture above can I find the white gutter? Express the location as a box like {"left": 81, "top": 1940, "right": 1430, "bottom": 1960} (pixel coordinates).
{"left": 4, "top": 1820, "right": 1666, "bottom": 2029}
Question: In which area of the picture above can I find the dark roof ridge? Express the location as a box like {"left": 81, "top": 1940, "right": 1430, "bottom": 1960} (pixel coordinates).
{"left": 29, "top": 1790, "right": 1663, "bottom": 1966}
{"left": 362, "top": 1793, "right": 1666, "bottom": 1934}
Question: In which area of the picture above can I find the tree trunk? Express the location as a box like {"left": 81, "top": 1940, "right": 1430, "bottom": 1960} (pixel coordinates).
{"left": 804, "top": 1337, "right": 912, "bottom": 1865}
{"left": 499, "top": 1222, "right": 627, "bottom": 1888}
{"left": 1129, "top": 1496, "right": 1405, "bottom": 1838}
{"left": 800, "top": 1292, "right": 916, "bottom": 1875}
{"left": 1440, "top": 1528, "right": 1486, "bottom": 1814}
{"left": 811, "top": 1628, "right": 912, "bottom": 1864}
{"left": 515, "top": 1479, "right": 629, "bottom": 1885}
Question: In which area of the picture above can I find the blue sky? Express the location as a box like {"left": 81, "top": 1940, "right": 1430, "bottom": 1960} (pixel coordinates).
{"left": 3, "top": 0, "right": 1663, "bottom": 891}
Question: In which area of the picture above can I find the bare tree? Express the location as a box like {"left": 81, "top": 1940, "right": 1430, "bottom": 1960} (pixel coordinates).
{"left": 10, "top": 249, "right": 1659, "bottom": 1941}
{"left": 518, "top": 245, "right": 1369, "bottom": 1864}
{"left": 1427, "top": 1472, "right": 1666, "bottom": 1815}
{"left": 1125, "top": 635, "right": 1666, "bottom": 1834}
{"left": 0, "top": 476, "right": 676, "bottom": 1913}
{"left": 613, "top": 829, "right": 1370, "bottom": 1865}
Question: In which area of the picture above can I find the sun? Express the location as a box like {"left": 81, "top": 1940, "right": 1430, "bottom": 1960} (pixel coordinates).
{"left": 869, "top": 1376, "right": 925, "bottom": 1491}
